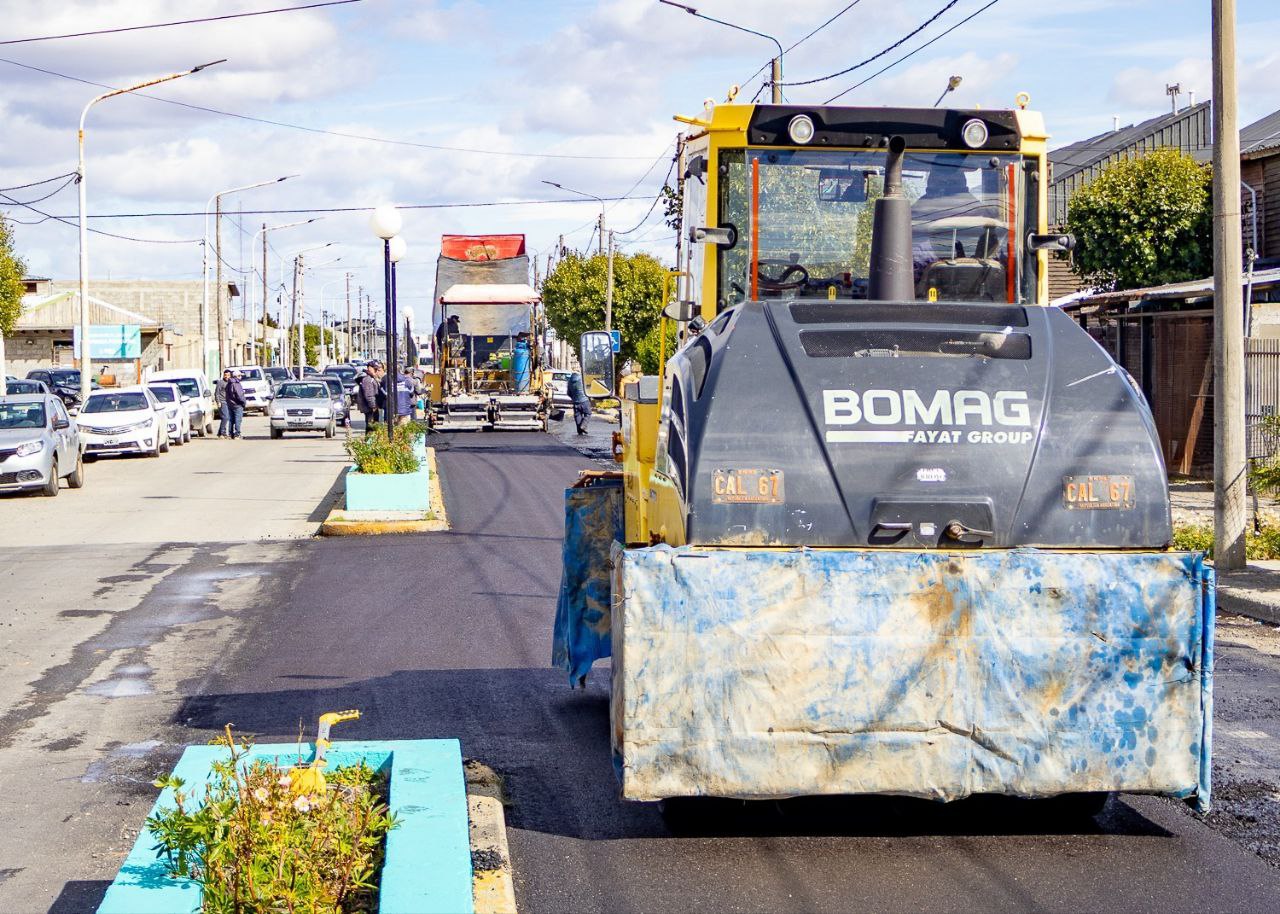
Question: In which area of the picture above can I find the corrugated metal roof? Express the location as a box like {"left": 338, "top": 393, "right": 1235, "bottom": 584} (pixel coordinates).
{"left": 1242, "top": 109, "right": 1280, "bottom": 157}
{"left": 1050, "top": 102, "right": 1212, "bottom": 184}
{"left": 1061, "top": 266, "right": 1280, "bottom": 311}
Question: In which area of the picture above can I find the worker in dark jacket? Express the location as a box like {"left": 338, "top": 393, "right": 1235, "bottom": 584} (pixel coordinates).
{"left": 225, "top": 370, "right": 248, "bottom": 440}
{"left": 567, "top": 371, "right": 592, "bottom": 436}
{"left": 356, "top": 360, "right": 382, "bottom": 433}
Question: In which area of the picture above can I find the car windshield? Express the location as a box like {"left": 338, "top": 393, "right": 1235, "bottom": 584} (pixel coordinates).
{"left": 265, "top": 368, "right": 290, "bottom": 381}
{"left": 5, "top": 381, "right": 43, "bottom": 394}
{"left": 234, "top": 368, "right": 264, "bottom": 380}
{"left": 322, "top": 379, "right": 344, "bottom": 395}
{"left": 325, "top": 368, "right": 356, "bottom": 381}
{"left": 277, "top": 383, "right": 327, "bottom": 399}
{"left": 148, "top": 386, "right": 176, "bottom": 403}
{"left": 716, "top": 148, "right": 1024, "bottom": 306}
{"left": 83, "top": 392, "right": 148, "bottom": 413}
{"left": 0, "top": 402, "right": 46, "bottom": 428}
{"left": 165, "top": 378, "right": 200, "bottom": 398}
{"left": 47, "top": 370, "right": 81, "bottom": 386}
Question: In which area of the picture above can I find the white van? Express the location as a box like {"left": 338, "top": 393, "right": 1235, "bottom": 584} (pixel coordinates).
{"left": 149, "top": 369, "right": 215, "bottom": 438}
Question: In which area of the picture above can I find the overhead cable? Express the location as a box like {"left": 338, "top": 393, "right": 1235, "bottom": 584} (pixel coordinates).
{"left": 824, "top": 0, "right": 1002, "bottom": 103}
{"left": 0, "top": 193, "right": 201, "bottom": 244}
{"left": 0, "top": 0, "right": 362, "bottom": 45}
{"left": 741, "top": 0, "right": 866, "bottom": 89}
{"left": 0, "top": 56, "right": 659, "bottom": 162}
{"left": 783, "top": 0, "right": 960, "bottom": 87}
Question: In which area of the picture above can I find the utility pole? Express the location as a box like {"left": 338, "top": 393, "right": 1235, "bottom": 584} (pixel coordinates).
{"left": 260, "top": 223, "right": 268, "bottom": 365}
{"left": 296, "top": 255, "right": 307, "bottom": 372}
{"left": 1213, "top": 0, "right": 1246, "bottom": 570}
{"left": 345, "top": 273, "right": 352, "bottom": 363}
{"left": 770, "top": 56, "right": 781, "bottom": 103}
{"left": 597, "top": 213, "right": 605, "bottom": 255}
{"left": 288, "top": 256, "right": 299, "bottom": 371}
{"left": 215, "top": 196, "right": 225, "bottom": 372}
{"left": 605, "top": 230, "right": 615, "bottom": 333}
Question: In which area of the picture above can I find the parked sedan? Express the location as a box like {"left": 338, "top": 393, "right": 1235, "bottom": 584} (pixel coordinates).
{"left": 149, "top": 369, "right": 215, "bottom": 437}
{"left": 226, "top": 365, "right": 273, "bottom": 414}
{"left": 318, "top": 375, "right": 349, "bottom": 424}
{"left": 146, "top": 382, "right": 192, "bottom": 446}
{"left": 4, "top": 378, "right": 51, "bottom": 396}
{"left": 77, "top": 387, "right": 168, "bottom": 458}
{"left": 0, "top": 393, "right": 84, "bottom": 496}
{"left": 26, "top": 368, "right": 99, "bottom": 410}
{"left": 268, "top": 381, "right": 337, "bottom": 438}
{"left": 322, "top": 365, "right": 359, "bottom": 401}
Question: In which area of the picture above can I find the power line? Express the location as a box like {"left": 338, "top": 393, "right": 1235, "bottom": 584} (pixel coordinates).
{"left": 0, "top": 193, "right": 201, "bottom": 244}
{"left": 0, "top": 171, "right": 77, "bottom": 193}
{"left": 0, "top": 56, "right": 659, "bottom": 162}
{"left": 0, "top": 0, "right": 362, "bottom": 46}
{"left": 825, "top": 0, "right": 1002, "bottom": 103}
{"left": 783, "top": 0, "right": 960, "bottom": 88}
{"left": 742, "top": 0, "right": 867, "bottom": 89}
{"left": 1, "top": 175, "right": 78, "bottom": 206}
{"left": 617, "top": 157, "right": 678, "bottom": 236}
{"left": 0, "top": 195, "right": 650, "bottom": 221}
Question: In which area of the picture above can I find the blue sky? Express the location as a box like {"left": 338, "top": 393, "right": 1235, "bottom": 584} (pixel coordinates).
{"left": 1, "top": 0, "right": 1276, "bottom": 331}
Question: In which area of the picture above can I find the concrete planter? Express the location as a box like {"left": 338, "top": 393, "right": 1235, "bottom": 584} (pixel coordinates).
{"left": 345, "top": 463, "right": 431, "bottom": 513}
{"left": 98, "top": 739, "right": 473, "bottom": 914}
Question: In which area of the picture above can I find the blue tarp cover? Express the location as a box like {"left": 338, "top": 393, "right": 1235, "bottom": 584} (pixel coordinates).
{"left": 552, "top": 477, "right": 623, "bottom": 682}
{"left": 610, "top": 546, "right": 1214, "bottom": 807}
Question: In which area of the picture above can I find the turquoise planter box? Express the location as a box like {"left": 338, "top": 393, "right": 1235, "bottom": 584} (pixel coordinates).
{"left": 98, "top": 739, "right": 473, "bottom": 914}
{"left": 345, "top": 464, "right": 431, "bottom": 512}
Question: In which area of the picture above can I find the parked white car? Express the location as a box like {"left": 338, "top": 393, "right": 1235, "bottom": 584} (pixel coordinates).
{"left": 0, "top": 393, "right": 84, "bottom": 496}
{"left": 77, "top": 387, "right": 168, "bottom": 458}
{"left": 146, "top": 382, "right": 192, "bottom": 446}
{"left": 149, "top": 369, "right": 215, "bottom": 437}
{"left": 226, "top": 365, "right": 273, "bottom": 414}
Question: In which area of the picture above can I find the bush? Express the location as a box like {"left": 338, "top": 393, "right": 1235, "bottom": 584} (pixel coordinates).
{"left": 148, "top": 727, "right": 397, "bottom": 914}
{"left": 345, "top": 425, "right": 421, "bottom": 475}
{"left": 1172, "top": 522, "right": 1280, "bottom": 560}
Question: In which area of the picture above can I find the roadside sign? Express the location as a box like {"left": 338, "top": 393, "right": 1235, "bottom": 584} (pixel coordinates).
{"left": 609, "top": 330, "right": 620, "bottom": 353}
{"left": 73, "top": 324, "right": 142, "bottom": 359}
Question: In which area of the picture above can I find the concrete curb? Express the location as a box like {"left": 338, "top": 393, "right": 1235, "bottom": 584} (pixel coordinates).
{"left": 319, "top": 447, "right": 451, "bottom": 536}
{"left": 466, "top": 761, "right": 517, "bottom": 914}
{"left": 1216, "top": 587, "right": 1280, "bottom": 626}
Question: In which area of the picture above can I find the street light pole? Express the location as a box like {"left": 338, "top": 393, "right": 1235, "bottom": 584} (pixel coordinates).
{"left": 78, "top": 59, "right": 224, "bottom": 401}
{"left": 1213, "top": 0, "right": 1247, "bottom": 569}
{"left": 658, "top": 1, "right": 783, "bottom": 103}
{"left": 605, "top": 230, "right": 615, "bottom": 333}
{"left": 202, "top": 174, "right": 296, "bottom": 378}
{"left": 369, "top": 204, "right": 404, "bottom": 438}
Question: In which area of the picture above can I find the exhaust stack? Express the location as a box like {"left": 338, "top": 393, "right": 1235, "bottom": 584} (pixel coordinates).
{"left": 867, "top": 136, "right": 915, "bottom": 302}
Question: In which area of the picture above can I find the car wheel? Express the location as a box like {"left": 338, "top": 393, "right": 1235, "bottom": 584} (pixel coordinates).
{"left": 159, "top": 435, "right": 170, "bottom": 454}
{"left": 270, "top": 427, "right": 282, "bottom": 440}
{"left": 183, "top": 429, "right": 191, "bottom": 443}
{"left": 147, "top": 440, "right": 161, "bottom": 458}
{"left": 41, "top": 458, "right": 59, "bottom": 497}
{"left": 66, "top": 453, "right": 85, "bottom": 489}
{"left": 205, "top": 421, "right": 214, "bottom": 437}
{"left": 173, "top": 431, "right": 184, "bottom": 447}
{"left": 324, "top": 420, "right": 335, "bottom": 438}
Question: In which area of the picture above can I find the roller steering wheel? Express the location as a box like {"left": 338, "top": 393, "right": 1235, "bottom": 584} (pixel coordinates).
{"left": 756, "top": 259, "right": 810, "bottom": 293}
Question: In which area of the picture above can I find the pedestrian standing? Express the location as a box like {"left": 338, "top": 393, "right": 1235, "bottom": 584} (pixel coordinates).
{"left": 226, "top": 370, "right": 248, "bottom": 439}
{"left": 567, "top": 371, "right": 592, "bottom": 436}
{"left": 215, "top": 369, "right": 231, "bottom": 438}
{"left": 356, "top": 360, "right": 382, "bottom": 434}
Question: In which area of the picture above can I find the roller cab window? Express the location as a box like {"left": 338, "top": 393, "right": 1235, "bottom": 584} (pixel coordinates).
{"left": 716, "top": 148, "right": 1025, "bottom": 308}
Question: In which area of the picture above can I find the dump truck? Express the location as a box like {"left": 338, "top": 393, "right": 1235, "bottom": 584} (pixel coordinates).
{"left": 427, "top": 234, "right": 554, "bottom": 431}
{"left": 553, "top": 100, "right": 1215, "bottom": 815}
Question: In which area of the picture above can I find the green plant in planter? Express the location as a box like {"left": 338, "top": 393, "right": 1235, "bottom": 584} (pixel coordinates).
{"left": 345, "top": 426, "right": 421, "bottom": 475}
{"left": 147, "top": 726, "right": 398, "bottom": 914}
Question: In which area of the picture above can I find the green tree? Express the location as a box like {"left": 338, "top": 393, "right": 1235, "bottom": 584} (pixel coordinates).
{"left": 542, "top": 249, "right": 668, "bottom": 367}
{"left": 633, "top": 320, "right": 679, "bottom": 375}
{"left": 285, "top": 323, "right": 336, "bottom": 367}
{"left": 0, "top": 216, "right": 26, "bottom": 335}
{"left": 1066, "top": 148, "right": 1213, "bottom": 291}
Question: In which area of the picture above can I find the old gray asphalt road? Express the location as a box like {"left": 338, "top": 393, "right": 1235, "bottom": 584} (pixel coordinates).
{"left": 166, "top": 430, "right": 1280, "bottom": 913}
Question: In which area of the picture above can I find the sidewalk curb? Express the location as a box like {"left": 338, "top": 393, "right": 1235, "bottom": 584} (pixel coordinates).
{"left": 466, "top": 760, "right": 517, "bottom": 914}
{"left": 319, "top": 447, "right": 451, "bottom": 536}
{"left": 1216, "top": 588, "right": 1280, "bottom": 626}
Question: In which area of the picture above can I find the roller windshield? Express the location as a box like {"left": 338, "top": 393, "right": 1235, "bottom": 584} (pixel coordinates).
{"left": 716, "top": 149, "right": 1025, "bottom": 306}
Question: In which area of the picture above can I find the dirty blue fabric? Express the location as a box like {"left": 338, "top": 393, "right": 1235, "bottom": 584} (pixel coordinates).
{"left": 552, "top": 477, "right": 624, "bottom": 683}
{"left": 610, "top": 546, "right": 1215, "bottom": 809}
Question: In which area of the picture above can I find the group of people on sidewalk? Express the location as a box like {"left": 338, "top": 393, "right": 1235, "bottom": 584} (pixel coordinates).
{"left": 354, "top": 360, "right": 425, "bottom": 433}
{"left": 214, "top": 369, "right": 247, "bottom": 439}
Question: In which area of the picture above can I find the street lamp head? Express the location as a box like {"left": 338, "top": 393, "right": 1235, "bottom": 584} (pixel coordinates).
{"left": 658, "top": 1, "right": 698, "bottom": 13}
{"left": 277, "top": 174, "right": 300, "bottom": 183}
{"left": 389, "top": 235, "right": 407, "bottom": 264}
{"left": 191, "top": 59, "right": 228, "bottom": 73}
{"left": 370, "top": 204, "right": 402, "bottom": 240}
{"left": 542, "top": 180, "right": 563, "bottom": 190}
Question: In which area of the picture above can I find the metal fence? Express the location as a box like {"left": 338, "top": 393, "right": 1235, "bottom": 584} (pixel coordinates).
{"left": 1247, "top": 338, "right": 1280, "bottom": 459}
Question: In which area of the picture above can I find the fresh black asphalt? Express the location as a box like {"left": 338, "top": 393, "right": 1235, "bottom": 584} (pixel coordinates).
{"left": 177, "top": 431, "right": 1280, "bottom": 913}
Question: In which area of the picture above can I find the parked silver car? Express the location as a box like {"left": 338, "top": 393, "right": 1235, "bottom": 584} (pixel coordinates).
{"left": 0, "top": 393, "right": 84, "bottom": 497}
{"left": 268, "top": 381, "right": 337, "bottom": 438}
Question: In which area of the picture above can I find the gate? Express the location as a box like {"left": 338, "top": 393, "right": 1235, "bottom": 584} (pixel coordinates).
{"left": 1246, "top": 338, "right": 1280, "bottom": 459}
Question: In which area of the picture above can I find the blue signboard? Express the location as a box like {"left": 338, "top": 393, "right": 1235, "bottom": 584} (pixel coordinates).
{"left": 73, "top": 325, "right": 142, "bottom": 359}
{"left": 609, "top": 330, "right": 621, "bottom": 353}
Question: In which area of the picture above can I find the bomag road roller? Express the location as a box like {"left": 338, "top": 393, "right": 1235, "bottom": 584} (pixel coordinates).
{"left": 553, "top": 99, "right": 1214, "bottom": 813}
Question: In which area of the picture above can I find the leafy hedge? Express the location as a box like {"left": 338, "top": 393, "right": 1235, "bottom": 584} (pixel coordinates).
{"left": 345, "top": 425, "right": 422, "bottom": 475}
